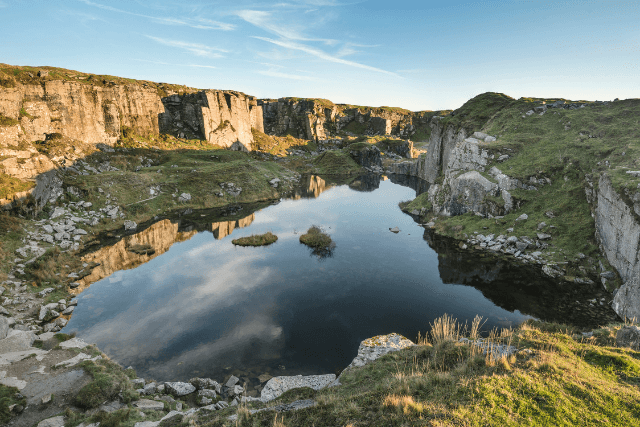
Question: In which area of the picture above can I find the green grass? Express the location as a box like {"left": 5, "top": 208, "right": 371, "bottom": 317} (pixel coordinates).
{"left": 439, "top": 92, "right": 515, "bottom": 134}
{"left": 0, "top": 385, "right": 26, "bottom": 425}
{"left": 75, "top": 354, "right": 138, "bottom": 409}
{"left": 0, "top": 173, "right": 35, "bottom": 199}
{"left": 232, "top": 231, "right": 278, "bottom": 246}
{"left": 196, "top": 317, "right": 640, "bottom": 427}
{"left": 251, "top": 129, "right": 315, "bottom": 156}
{"left": 307, "top": 150, "right": 362, "bottom": 175}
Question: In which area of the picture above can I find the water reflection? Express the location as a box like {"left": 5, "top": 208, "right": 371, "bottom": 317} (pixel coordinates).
{"left": 424, "top": 231, "right": 618, "bottom": 327}
{"left": 63, "top": 174, "right": 613, "bottom": 391}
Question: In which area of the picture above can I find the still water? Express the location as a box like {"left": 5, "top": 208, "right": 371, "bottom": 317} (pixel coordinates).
{"left": 63, "top": 174, "right": 612, "bottom": 390}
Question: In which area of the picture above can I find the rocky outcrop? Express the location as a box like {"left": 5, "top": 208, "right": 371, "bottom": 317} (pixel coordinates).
{"left": 596, "top": 175, "right": 640, "bottom": 319}
{"left": 159, "top": 91, "right": 263, "bottom": 151}
{"left": 259, "top": 98, "right": 432, "bottom": 141}
{"left": 347, "top": 143, "right": 382, "bottom": 169}
{"left": 0, "top": 71, "right": 263, "bottom": 151}
{"left": 0, "top": 79, "right": 164, "bottom": 146}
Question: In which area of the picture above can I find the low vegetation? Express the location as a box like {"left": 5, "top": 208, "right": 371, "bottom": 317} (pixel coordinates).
{"left": 232, "top": 232, "right": 278, "bottom": 247}
{"left": 0, "top": 385, "right": 26, "bottom": 425}
{"left": 299, "top": 225, "right": 336, "bottom": 258}
{"left": 75, "top": 353, "right": 139, "bottom": 409}
{"left": 199, "top": 316, "right": 640, "bottom": 426}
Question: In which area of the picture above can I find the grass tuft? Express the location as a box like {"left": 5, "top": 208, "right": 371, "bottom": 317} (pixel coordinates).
{"left": 232, "top": 232, "right": 278, "bottom": 247}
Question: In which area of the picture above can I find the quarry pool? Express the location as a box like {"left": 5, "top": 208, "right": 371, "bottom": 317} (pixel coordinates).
{"left": 63, "top": 174, "right": 613, "bottom": 392}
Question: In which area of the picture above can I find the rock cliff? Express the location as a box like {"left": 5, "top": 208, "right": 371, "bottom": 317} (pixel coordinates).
{"left": 596, "top": 175, "right": 640, "bottom": 319}
{"left": 259, "top": 98, "right": 435, "bottom": 142}
{"left": 0, "top": 78, "right": 262, "bottom": 151}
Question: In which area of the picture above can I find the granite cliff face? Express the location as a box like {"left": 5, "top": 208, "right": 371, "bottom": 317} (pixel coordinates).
{"left": 0, "top": 78, "right": 263, "bottom": 151}
{"left": 596, "top": 175, "right": 640, "bottom": 319}
{"left": 259, "top": 98, "right": 433, "bottom": 141}
{"left": 0, "top": 65, "right": 265, "bottom": 208}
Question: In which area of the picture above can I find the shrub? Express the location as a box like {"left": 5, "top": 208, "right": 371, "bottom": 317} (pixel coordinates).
{"left": 300, "top": 225, "right": 336, "bottom": 258}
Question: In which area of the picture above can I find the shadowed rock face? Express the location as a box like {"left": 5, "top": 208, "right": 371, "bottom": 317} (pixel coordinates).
{"left": 423, "top": 230, "right": 618, "bottom": 327}
{"left": 160, "top": 91, "right": 263, "bottom": 152}
{"left": 259, "top": 98, "right": 432, "bottom": 141}
{"left": 596, "top": 175, "right": 640, "bottom": 319}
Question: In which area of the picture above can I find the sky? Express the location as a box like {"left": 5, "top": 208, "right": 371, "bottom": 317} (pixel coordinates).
{"left": 0, "top": 0, "right": 638, "bottom": 111}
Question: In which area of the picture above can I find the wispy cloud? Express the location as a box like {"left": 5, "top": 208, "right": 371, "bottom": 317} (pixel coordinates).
{"left": 0, "top": 1, "right": 8, "bottom": 7}
{"left": 146, "top": 36, "right": 227, "bottom": 58}
{"left": 63, "top": 10, "right": 109, "bottom": 24}
{"left": 258, "top": 69, "right": 316, "bottom": 80}
{"left": 236, "top": 10, "right": 337, "bottom": 45}
{"left": 78, "top": 0, "right": 235, "bottom": 31}
{"left": 134, "top": 59, "right": 217, "bottom": 69}
{"left": 254, "top": 36, "right": 398, "bottom": 76}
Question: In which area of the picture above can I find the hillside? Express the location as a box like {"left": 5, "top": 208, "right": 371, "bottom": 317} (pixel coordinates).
{"left": 0, "top": 64, "right": 639, "bottom": 426}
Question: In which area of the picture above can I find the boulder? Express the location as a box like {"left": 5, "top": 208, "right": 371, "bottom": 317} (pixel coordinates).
{"left": 616, "top": 326, "right": 640, "bottom": 350}
{"left": 124, "top": 220, "right": 137, "bottom": 231}
{"left": 225, "top": 375, "right": 240, "bottom": 388}
{"left": 178, "top": 193, "right": 191, "bottom": 203}
{"left": 37, "top": 416, "right": 65, "bottom": 427}
{"left": 190, "top": 377, "right": 221, "bottom": 392}
{"left": 261, "top": 374, "right": 336, "bottom": 402}
{"left": 134, "top": 399, "right": 165, "bottom": 411}
{"left": 343, "top": 333, "right": 415, "bottom": 371}
{"left": 198, "top": 389, "right": 216, "bottom": 399}
{"left": 165, "top": 381, "right": 196, "bottom": 396}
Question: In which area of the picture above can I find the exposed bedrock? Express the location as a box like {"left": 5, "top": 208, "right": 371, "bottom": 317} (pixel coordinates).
{"left": 596, "top": 175, "right": 640, "bottom": 319}
{"left": 258, "top": 98, "right": 432, "bottom": 141}
{"left": 0, "top": 78, "right": 263, "bottom": 151}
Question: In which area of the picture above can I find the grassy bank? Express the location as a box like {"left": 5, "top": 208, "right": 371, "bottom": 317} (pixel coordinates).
{"left": 187, "top": 317, "right": 640, "bottom": 426}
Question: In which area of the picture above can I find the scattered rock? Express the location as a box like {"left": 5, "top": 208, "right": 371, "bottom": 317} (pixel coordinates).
{"left": 537, "top": 233, "right": 552, "bottom": 240}
{"left": 225, "top": 375, "right": 239, "bottom": 388}
{"left": 165, "top": 381, "right": 196, "bottom": 396}
{"left": 389, "top": 227, "right": 400, "bottom": 233}
{"left": 178, "top": 193, "right": 192, "bottom": 202}
{"left": 516, "top": 214, "right": 528, "bottom": 221}
{"left": 134, "top": 399, "right": 165, "bottom": 411}
{"left": 124, "top": 220, "right": 137, "bottom": 231}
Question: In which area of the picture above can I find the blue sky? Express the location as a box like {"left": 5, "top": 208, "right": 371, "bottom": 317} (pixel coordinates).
{"left": 0, "top": 0, "right": 638, "bottom": 111}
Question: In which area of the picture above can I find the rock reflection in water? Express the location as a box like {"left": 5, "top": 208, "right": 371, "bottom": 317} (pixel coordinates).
{"left": 77, "top": 213, "right": 256, "bottom": 293}
{"left": 76, "top": 220, "right": 198, "bottom": 294}
{"left": 423, "top": 230, "right": 619, "bottom": 327}
{"left": 290, "top": 175, "right": 330, "bottom": 200}
{"left": 210, "top": 214, "right": 255, "bottom": 239}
